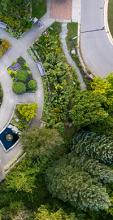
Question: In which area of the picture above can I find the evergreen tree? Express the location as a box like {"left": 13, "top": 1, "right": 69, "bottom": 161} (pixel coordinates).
{"left": 46, "top": 157, "right": 110, "bottom": 212}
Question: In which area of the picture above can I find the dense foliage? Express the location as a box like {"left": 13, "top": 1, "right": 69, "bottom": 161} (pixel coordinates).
{"left": 46, "top": 156, "right": 111, "bottom": 212}
{"left": 11, "top": 103, "right": 37, "bottom": 130}
{"left": 34, "top": 205, "right": 78, "bottom": 220}
{"left": 72, "top": 131, "right": 113, "bottom": 165}
{"left": 0, "top": 0, "right": 46, "bottom": 37}
{"left": 0, "top": 128, "right": 71, "bottom": 219}
{"left": 0, "top": 0, "right": 32, "bottom": 37}
{"left": 70, "top": 90, "right": 108, "bottom": 128}
{"left": 31, "top": 23, "right": 79, "bottom": 130}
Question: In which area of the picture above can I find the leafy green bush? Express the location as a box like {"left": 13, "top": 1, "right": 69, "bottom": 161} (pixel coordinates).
{"left": 17, "top": 103, "right": 37, "bottom": 122}
{"left": 16, "top": 70, "right": 28, "bottom": 82}
{"left": 28, "top": 79, "right": 37, "bottom": 91}
{"left": 0, "top": 0, "right": 32, "bottom": 37}
{"left": 8, "top": 57, "right": 37, "bottom": 94}
{"left": 12, "top": 82, "right": 26, "bottom": 94}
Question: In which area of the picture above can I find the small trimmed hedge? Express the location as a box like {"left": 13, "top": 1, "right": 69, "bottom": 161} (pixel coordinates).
{"left": 8, "top": 57, "right": 37, "bottom": 94}
{"left": 16, "top": 70, "right": 28, "bottom": 82}
{"left": 12, "top": 82, "right": 26, "bottom": 94}
{"left": 28, "top": 80, "right": 37, "bottom": 91}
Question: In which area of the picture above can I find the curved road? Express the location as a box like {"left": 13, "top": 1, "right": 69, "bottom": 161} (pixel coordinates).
{"left": 80, "top": 0, "right": 113, "bottom": 77}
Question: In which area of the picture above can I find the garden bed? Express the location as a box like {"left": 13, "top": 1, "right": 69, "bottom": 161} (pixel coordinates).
{"left": 0, "top": 0, "right": 46, "bottom": 38}
{"left": 30, "top": 22, "right": 79, "bottom": 132}
{"left": 0, "top": 39, "right": 11, "bottom": 57}
{"left": 11, "top": 103, "right": 37, "bottom": 130}
{"left": 8, "top": 57, "right": 37, "bottom": 94}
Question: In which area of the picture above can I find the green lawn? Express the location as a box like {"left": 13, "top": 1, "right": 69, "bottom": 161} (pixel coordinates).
{"left": 108, "top": 0, "right": 113, "bottom": 37}
{"left": 66, "top": 22, "right": 78, "bottom": 52}
{"left": 32, "top": 0, "right": 46, "bottom": 18}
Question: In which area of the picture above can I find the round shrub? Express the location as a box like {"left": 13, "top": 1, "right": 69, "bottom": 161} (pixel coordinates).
{"left": 16, "top": 70, "right": 28, "bottom": 82}
{"left": 28, "top": 80, "right": 37, "bottom": 91}
{"left": 13, "top": 82, "right": 26, "bottom": 94}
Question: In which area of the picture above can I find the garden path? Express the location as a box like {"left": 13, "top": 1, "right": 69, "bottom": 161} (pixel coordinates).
{"left": 0, "top": 13, "right": 54, "bottom": 175}
{"left": 60, "top": 23, "right": 86, "bottom": 90}
{"left": 0, "top": 14, "right": 54, "bottom": 132}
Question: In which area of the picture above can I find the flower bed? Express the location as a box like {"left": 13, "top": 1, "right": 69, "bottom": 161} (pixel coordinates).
{"left": 8, "top": 57, "right": 37, "bottom": 94}
{"left": 0, "top": 39, "right": 11, "bottom": 57}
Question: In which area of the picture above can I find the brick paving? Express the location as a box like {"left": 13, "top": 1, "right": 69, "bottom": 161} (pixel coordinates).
{"left": 50, "top": 0, "right": 72, "bottom": 20}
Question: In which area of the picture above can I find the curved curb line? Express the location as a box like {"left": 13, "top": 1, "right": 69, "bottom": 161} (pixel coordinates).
{"left": 77, "top": 23, "right": 95, "bottom": 78}
{"left": 104, "top": 0, "right": 113, "bottom": 46}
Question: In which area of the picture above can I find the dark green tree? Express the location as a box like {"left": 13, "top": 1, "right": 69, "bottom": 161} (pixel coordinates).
{"left": 22, "top": 127, "right": 66, "bottom": 170}
{"left": 46, "top": 158, "right": 110, "bottom": 212}
{"left": 73, "top": 131, "right": 113, "bottom": 165}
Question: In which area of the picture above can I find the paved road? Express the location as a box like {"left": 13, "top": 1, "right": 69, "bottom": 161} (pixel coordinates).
{"left": 80, "top": 0, "right": 113, "bottom": 77}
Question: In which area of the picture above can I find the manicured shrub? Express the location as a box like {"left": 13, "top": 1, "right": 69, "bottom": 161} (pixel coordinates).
{"left": 28, "top": 79, "right": 37, "bottom": 91}
{"left": 16, "top": 70, "right": 28, "bottom": 82}
{"left": 12, "top": 82, "right": 26, "bottom": 94}
{"left": 17, "top": 103, "right": 37, "bottom": 122}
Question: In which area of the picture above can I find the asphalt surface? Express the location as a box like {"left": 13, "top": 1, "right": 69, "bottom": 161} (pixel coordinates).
{"left": 80, "top": 0, "right": 113, "bottom": 77}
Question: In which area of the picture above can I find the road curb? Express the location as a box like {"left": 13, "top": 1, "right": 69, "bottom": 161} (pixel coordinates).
{"left": 76, "top": 0, "right": 95, "bottom": 78}
{"left": 104, "top": 0, "right": 113, "bottom": 46}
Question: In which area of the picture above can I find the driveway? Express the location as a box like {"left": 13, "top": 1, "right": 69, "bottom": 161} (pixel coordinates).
{"left": 80, "top": 0, "right": 113, "bottom": 77}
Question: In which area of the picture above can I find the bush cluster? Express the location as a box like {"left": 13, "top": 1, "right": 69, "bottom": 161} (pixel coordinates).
{"left": 8, "top": 57, "right": 37, "bottom": 94}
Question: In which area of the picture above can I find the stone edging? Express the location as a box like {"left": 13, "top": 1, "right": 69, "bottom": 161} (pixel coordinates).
{"left": 104, "top": 0, "right": 113, "bottom": 46}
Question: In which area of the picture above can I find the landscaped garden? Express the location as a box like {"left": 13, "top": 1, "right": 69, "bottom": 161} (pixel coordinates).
{"left": 0, "top": 39, "right": 11, "bottom": 57}
{"left": 30, "top": 22, "right": 79, "bottom": 132}
{"left": 0, "top": 0, "right": 47, "bottom": 37}
{"left": 8, "top": 57, "right": 37, "bottom": 94}
{"left": 2, "top": 1, "right": 113, "bottom": 220}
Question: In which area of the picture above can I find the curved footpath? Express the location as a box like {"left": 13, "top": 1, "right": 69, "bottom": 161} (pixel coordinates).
{"left": 0, "top": 14, "right": 54, "bottom": 132}
{"left": 0, "top": 13, "right": 54, "bottom": 174}
{"left": 80, "top": 0, "right": 113, "bottom": 77}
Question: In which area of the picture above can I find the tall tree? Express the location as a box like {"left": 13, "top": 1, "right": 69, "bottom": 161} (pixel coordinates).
{"left": 73, "top": 131, "right": 113, "bottom": 165}
{"left": 46, "top": 158, "right": 110, "bottom": 212}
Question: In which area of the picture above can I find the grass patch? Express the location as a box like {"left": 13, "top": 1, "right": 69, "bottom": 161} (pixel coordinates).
{"left": 66, "top": 22, "right": 78, "bottom": 50}
{"left": 32, "top": 0, "right": 46, "bottom": 18}
{"left": 108, "top": 0, "right": 113, "bottom": 37}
